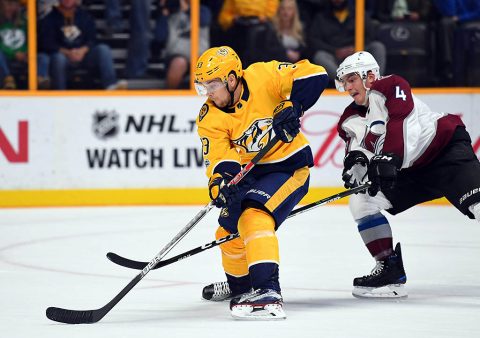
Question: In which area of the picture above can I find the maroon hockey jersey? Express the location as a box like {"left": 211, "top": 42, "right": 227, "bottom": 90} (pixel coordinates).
{"left": 337, "top": 74, "right": 464, "bottom": 169}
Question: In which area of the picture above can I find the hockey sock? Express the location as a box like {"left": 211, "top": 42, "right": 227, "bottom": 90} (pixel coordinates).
{"left": 215, "top": 226, "right": 251, "bottom": 295}
{"left": 356, "top": 212, "right": 393, "bottom": 260}
{"left": 238, "top": 207, "right": 280, "bottom": 291}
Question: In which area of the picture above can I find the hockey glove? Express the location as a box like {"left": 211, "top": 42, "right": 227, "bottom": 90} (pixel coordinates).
{"left": 342, "top": 150, "right": 369, "bottom": 190}
{"left": 272, "top": 100, "right": 303, "bottom": 143}
{"left": 367, "top": 153, "right": 401, "bottom": 197}
{"left": 208, "top": 172, "right": 254, "bottom": 208}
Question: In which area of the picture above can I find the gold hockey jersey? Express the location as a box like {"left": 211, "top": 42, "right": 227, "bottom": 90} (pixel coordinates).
{"left": 196, "top": 59, "right": 328, "bottom": 180}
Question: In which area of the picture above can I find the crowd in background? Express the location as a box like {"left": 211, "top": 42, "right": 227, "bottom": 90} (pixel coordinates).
{"left": 1, "top": 0, "right": 480, "bottom": 90}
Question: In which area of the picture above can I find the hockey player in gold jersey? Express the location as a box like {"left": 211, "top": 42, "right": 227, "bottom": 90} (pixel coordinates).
{"left": 195, "top": 46, "right": 328, "bottom": 320}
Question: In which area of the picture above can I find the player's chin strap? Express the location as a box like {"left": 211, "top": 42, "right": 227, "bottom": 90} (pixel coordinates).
{"left": 361, "top": 74, "right": 372, "bottom": 106}
{"left": 227, "top": 73, "right": 241, "bottom": 107}
{"left": 361, "top": 72, "right": 383, "bottom": 106}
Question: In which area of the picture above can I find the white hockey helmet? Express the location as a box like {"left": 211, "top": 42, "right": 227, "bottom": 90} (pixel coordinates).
{"left": 335, "top": 51, "right": 380, "bottom": 92}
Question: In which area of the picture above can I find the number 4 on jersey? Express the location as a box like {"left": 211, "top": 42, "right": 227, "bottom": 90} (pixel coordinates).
{"left": 395, "top": 86, "right": 406, "bottom": 101}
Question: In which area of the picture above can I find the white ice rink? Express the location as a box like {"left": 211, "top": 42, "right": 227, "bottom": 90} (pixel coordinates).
{"left": 1, "top": 204, "right": 479, "bottom": 338}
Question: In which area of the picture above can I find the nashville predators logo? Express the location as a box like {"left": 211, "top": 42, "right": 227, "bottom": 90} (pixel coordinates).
{"left": 220, "top": 208, "right": 229, "bottom": 218}
{"left": 232, "top": 118, "right": 273, "bottom": 153}
{"left": 217, "top": 47, "right": 229, "bottom": 56}
{"left": 199, "top": 104, "right": 209, "bottom": 121}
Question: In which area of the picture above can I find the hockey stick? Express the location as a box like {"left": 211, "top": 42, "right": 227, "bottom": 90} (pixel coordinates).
{"left": 45, "top": 135, "right": 279, "bottom": 324}
{"left": 106, "top": 183, "right": 371, "bottom": 270}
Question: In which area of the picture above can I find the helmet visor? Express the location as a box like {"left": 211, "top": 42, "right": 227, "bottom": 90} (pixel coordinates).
{"left": 335, "top": 72, "right": 362, "bottom": 92}
{"left": 335, "top": 77, "right": 347, "bottom": 92}
{"left": 194, "top": 79, "right": 225, "bottom": 96}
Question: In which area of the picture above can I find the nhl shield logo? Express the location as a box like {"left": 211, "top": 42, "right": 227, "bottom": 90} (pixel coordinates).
{"left": 93, "top": 110, "right": 119, "bottom": 140}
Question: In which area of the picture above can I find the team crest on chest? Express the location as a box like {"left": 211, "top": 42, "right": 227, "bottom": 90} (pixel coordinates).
{"left": 361, "top": 120, "right": 385, "bottom": 154}
{"left": 232, "top": 118, "right": 273, "bottom": 153}
{"left": 62, "top": 25, "right": 81, "bottom": 42}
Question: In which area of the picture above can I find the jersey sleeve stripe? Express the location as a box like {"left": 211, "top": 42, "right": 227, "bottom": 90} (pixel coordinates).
{"left": 293, "top": 71, "right": 328, "bottom": 81}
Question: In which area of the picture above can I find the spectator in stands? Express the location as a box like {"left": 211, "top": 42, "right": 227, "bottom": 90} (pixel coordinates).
{"left": 307, "top": 0, "right": 386, "bottom": 82}
{"left": 124, "top": 0, "right": 152, "bottom": 79}
{"left": 38, "top": 0, "right": 58, "bottom": 20}
{"left": 432, "top": 0, "right": 480, "bottom": 85}
{"left": 101, "top": 0, "right": 202, "bottom": 85}
{"left": 37, "top": 1, "right": 56, "bottom": 89}
{"left": 152, "top": 0, "right": 170, "bottom": 53}
{"left": 37, "top": 52, "right": 51, "bottom": 89}
{"left": 202, "top": 0, "right": 226, "bottom": 46}
{"left": 372, "top": 0, "right": 431, "bottom": 23}
{"left": 0, "top": 0, "right": 27, "bottom": 90}
{"left": 80, "top": 0, "right": 125, "bottom": 35}
{"left": 164, "top": 0, "right": 211, "bottom": 89}
{"left": 97, "top": 0, "right": 153, "bottom": 79}
{"left": 296, "top": 0, "right": 327, "bottom": 30}
{"left": 39, "top": 0, "right": 127, "bottom": 90}
{"left": 104, "top": 0, "right": 124, "bottom": 35}
{"left": 104, "top": 0, "right": 167, "bottom": 80}
{"left": 272, "top": 0, "right": 305, "bottom": 63}
{"left": 218, "top": 0, "right": 285, "bottom": 67}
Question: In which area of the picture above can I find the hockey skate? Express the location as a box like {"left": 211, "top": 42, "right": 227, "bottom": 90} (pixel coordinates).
{"left": 202, "top": 281, "right": 233, "bottom": 301}
{"left": 352, "top": 243, "right": 407, "bottom": 299}
{"left": 230, "top": 289, "right": 286, "bottom": 320}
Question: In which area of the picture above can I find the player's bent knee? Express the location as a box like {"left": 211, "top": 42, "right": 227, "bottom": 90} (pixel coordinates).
{"left": 238, "top": 208, "right": 279, "bottom": 267}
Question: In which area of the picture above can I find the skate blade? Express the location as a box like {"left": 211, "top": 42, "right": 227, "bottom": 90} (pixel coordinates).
{"left": 231, "top": 304, "right": 286, "bottom": 320}
{"left": 352, "top": 284, "right": 408, "bottom": 299}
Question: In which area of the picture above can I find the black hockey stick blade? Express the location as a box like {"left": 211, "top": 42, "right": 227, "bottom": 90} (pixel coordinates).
{"left": 107, "top": 252, "right": 149, "bottom": 270}
{"left": 106, "top": 184, "right": 370, "bottom": 270}
{"left": 46, "top": 274, "right": 142, "bottom": 324}
{"left": 46, "top": 307, "right": 98, "bottom": 324}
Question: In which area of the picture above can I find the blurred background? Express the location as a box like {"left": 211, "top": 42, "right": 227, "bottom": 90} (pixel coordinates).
{"left": 1, "top": 0, "right": 479, "bottom": 91}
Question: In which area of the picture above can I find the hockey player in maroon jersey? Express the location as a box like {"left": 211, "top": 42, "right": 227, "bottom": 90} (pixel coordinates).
{"left": 335, "top": 51, "right": 480, "bottom": 298}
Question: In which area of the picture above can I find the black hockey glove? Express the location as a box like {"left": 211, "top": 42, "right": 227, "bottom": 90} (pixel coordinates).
{"left": 272, "top": 100, "right": 303, "bottom": 143}
{"left": 367, "top": 153, "right": 401, "bottom": 197}
{"left": 342, "top": 150, "right": 369, "bottom": 190}
{"left": 208, "top": 172, "right": 254, "bottom": 208}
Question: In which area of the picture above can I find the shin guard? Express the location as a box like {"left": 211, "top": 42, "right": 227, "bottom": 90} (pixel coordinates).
{"left": 238, "top": 208, "right": 280, "bottom": 291}
{"left": 215, "top": 226, "right": 249, "bottom": 277}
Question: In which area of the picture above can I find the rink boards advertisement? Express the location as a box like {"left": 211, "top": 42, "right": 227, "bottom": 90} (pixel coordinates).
{"left": 1, "top": 93, "right": 479, "bottom": 206}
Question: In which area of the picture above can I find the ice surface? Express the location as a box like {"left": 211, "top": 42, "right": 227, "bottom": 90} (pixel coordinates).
{"left": 0, "top": 205, "right": 479, "bottom": 338}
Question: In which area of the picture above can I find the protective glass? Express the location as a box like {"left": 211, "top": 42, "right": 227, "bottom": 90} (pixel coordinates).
{"left": 194, "top": 79, "right": 225, "bottom": 96}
